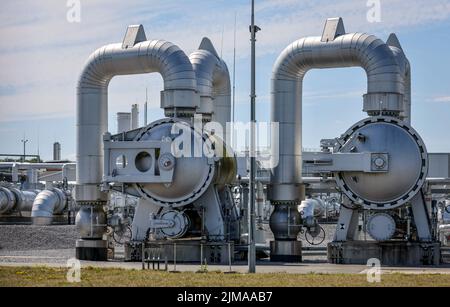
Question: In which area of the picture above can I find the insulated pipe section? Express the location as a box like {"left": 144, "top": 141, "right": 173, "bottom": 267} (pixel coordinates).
{"left": 0, "top": 187, "right": 39, "bottom": 214}
{"left": 189, "top": 38, "right": 231, "bottom": 142}
{"left": 0, "top": 187, "right": 16, "bottom": 214}
{"left": 31, "top": 188, "right": 67, "bottom": 225}
{"left": 76, "top": 25, "right": 198, "bottom": 203}
{"left": 10, "top": 188, "right": 38, "bottom": 212}
{"left": 386, "top": 33, "right": 411, "bottom": 124}
{"left": 76, "top": 25, "right": 198, "bottom": 260}
{"left": 269, "top": 17, "right": 409, "bottom": 202}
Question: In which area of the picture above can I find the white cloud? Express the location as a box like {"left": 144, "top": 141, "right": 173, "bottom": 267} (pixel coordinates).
{"left": 1, "top": 0, "right": 450, "bottom": 123}
{"left": 431, "top": 96, "right": 450, "bottom": 103}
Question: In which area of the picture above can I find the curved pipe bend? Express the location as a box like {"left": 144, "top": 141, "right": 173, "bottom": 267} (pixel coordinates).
{"left": 76, "top": 26, "right": 199, "bottom": 202}
{"left": 31, "top": 188, "right": 67, "bottom": 225}
{"left": 189, "top": 38, "right": 231, "bottom": 138}
{"left": 269, "top": 18, "right": 409, "bottom": 202}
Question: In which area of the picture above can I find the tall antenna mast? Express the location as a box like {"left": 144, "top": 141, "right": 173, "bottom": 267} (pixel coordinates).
{"left": 144, "top": 88, "right": 148, "bottom": 126}
{"left": 248, "top": 0, "right": 260, "bottom": 274}
{"left": 232, "top": 12, "right": 237, "bottom": 124}
{"left": 220, "top": 24, "right": 225, "bottom": 58}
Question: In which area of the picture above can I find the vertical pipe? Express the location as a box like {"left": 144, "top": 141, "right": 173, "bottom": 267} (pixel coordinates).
{"left": 131, "top": 104, "right": 139, "bottom": 129}
{"left": 53, "top": 142, "right": 61, "bottom": 161}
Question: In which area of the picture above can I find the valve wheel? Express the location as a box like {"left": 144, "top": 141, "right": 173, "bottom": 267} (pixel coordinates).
{"left": 305, "top": 225, "right": 326, "bottom": 246}
{"left": 113, "top": 225, "right": 132, "bottom": 245}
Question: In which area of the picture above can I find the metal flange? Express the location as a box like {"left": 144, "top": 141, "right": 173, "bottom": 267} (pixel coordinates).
{"left": 334, "top": 116, "right": 428, "bottom": 210}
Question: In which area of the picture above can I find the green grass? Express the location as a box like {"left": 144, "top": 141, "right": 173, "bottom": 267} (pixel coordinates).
{"left": 0, "top": 266, "right": 449, "bottom": 287}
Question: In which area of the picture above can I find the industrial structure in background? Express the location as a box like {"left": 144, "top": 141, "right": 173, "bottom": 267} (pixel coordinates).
{"left": 1, "top": 14, "right": 449, "bottom": 267}
{"left": 0, "top": 141, "right": 76, "bottom": 225}
{"left": 53, "top": 142, "right": 61, "bottom": 161}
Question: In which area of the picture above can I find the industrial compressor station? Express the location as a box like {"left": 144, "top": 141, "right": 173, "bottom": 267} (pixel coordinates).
{"left": 1, "top": 16, "right": 450, "bottom": 267}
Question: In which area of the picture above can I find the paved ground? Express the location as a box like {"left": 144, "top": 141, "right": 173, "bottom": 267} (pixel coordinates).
{"left": 1, "top": 255, "right": 450, "bottom": 275}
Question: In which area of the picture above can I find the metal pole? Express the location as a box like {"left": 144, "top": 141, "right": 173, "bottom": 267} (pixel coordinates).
{"left": 173, "top": 243, "right": 177, "bottom": 271}
{"left": 232, "top": 12, "right": 237, "bottom": 124}
{"left": 200, "top": 243, "right": 203, "bottom": 267}
{"left": 248, "top": 0, "right": 260, "bottom": 274}
{"left": 142, "top": 243, "right": 145, "bottom": 270}
{"left": 144, "top": 88, "right": 148, "bottom": 126}
{"left": 21, "top": 137, "right": 28, "bottom": 163}
{"left": 228, "top": 242, "right": 232, "bottom": 272}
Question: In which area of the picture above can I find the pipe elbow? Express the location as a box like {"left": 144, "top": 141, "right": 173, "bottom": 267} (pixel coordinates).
{"left": 76, "top": 34, "right": 199, "bottom": 195}
{"left": 189, "top": 49, "right": 230, "bottom": 98}
{"left": 77, "top": 45, "right": 113, "bottom": 91}
{"left": 189, "top": 38, "right": 231, "bottom": 127}
{"left": 31, "top": 188, "right": 67, "bottom": 225}
{"left": 269, "top": 19, "right": 410, "bottom": 201}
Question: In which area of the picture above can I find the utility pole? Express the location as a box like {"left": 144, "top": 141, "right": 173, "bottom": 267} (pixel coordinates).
{"left": 21, "top": 136, "right": 29, "bottom": 162}
{"left": 248, "top": 0, "right": 260, "bottom": 274}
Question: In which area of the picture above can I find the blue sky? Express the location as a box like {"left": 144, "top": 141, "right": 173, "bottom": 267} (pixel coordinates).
{"left": 0, "top": 0, "right": 450, "bottom": 160}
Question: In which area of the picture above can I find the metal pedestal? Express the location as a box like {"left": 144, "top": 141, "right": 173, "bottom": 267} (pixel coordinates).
{"left": 328, "top": 241, "right": 441, "bottom": 266}
{"left": 270, "top": 240, "right": 302, "bottom": 262}
{"left": 76, "top": 239, "right": 108, "bottom": 261}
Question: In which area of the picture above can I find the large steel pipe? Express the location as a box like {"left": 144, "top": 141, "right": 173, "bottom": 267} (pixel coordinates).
{"left": 76, "top": 26, "right": 198, "bottom": 202}
{"left": 0, "top": 187, "right": 16, "bottom": 214}
{"left": 75, "top": 25, "right": 198, "bottom": 260}
{"left": 31, "top": 188, "right": 67, "bottom": 225}
{"left": 0, "top": 187, "right": 39, "bottom": 215}
{"left": 189, "top": 38, "right": 231, "bottom": 140}
{"left": 269, "top": 18, "right": 409, "bottom": 202}
{"left": 268, "top": 17, "right": 410, "bottom": 262}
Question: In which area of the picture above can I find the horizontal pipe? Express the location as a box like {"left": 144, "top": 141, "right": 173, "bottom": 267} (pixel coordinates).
{"left": 0, "top": 187, "right": 40, "bottom": 214}
{"left": 0, "top": 162, "right": 76, "bottom": 170}
{"left": 0, "top": 187, "right": 16, "bottom": 214}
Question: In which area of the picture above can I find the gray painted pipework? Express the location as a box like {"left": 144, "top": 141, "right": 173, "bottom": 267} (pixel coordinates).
{"left": 0, "top": 187, "right": 16, "bottom": 214}
{"left": 11, "top": 188, "right": 38, "bottom": 212}
{"left": 31, "top": 188, "right": 67, "bottom": 225}
{"left": 76, "top": 27, "right": 198, "bottom": 203}
{"left": 386, "top": 34, "right": 411, "bottom": 124}
{"left": 269, "top": 18, "right": 409, "bottom": 202}
{"left": 0, "top": 187, "right": 39, "bottom": 214}
{"left": 189, "top": 38, "right": 231, "bottom": 141}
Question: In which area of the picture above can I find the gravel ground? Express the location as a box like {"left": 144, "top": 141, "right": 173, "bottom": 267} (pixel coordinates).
{"left": 0, "top": 224, "right": 334, "bottom": 264}
{"left": 0, "top": 225, "right": 78, "bottom": 251}
{"left": 0, "top": 224, "right": 335, "bottom": 252}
